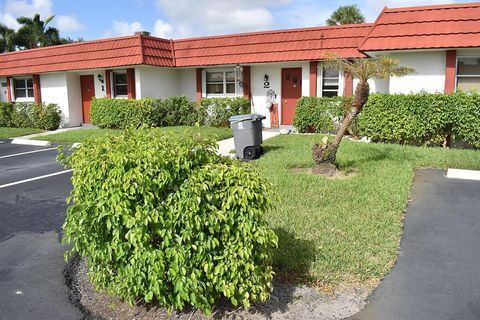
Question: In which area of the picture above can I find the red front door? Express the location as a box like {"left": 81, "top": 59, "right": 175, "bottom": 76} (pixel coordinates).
{"left": 80, "top": 75, "right": 95, "bottom": 123}
{"left": 281, "top": 68, "right": 302, "bottom": 125}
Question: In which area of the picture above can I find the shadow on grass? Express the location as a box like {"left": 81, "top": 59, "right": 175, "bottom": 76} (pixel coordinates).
{"left": 262, "top": 145, "right": 285, "bottom": 155}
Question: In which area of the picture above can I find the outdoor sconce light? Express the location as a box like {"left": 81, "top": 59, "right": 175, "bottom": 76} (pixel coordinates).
{"left": 264, "top": 74, "right": 269, "bottom": 82}
{"left": 0, "top": 81, "right": 7, "bottom": 88}
{"left": 97, "top": 74, "right": 104, "bottom": 83}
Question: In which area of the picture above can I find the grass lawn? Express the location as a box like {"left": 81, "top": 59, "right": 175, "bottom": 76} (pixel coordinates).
{"left": 33, "top": 126, "right": 233, "bottom": 143}
{"left": 0, "top": 127, "right": 43, "bottom": 139}
{"left": 257, "top": 134, "right": 480, "bottom": 289}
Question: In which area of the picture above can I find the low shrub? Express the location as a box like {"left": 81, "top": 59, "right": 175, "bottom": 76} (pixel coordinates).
{"left": 199, "top": 97, "right": 251, "bottom": 127}
{"left": 60, "top": 128, "right": 277, "bottom": 314}
{"left": 449, "top": 91, "right": 480, "bottom": 148}
{"left": 293, "top": 96, "right": 354, "bottom": 134}
{"left": 90, "top": 98, "right": 156, "bottom": 129}
{"left": 152, "top": 96, "right": 199, "bottom": 127}
{"left": 0, "top": 102, "right": 61, "bottom": 130}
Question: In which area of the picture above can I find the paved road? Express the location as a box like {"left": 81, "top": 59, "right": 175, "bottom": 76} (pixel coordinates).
{"left": 349, "top": 169, "right": 480, "bottom": 320}
{"left": 0, "top": 140, "right": 82, "bottom": 320}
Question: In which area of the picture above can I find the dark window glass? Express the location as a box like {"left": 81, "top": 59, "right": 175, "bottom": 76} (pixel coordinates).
{"left": 113, "top": 72, "right": 128, "bottom": 96}
{"left": 13, "top": 77, "right": 34, "bottom": 99}
{"left": 322, "top": 68, "right": 339, "bottom": 97}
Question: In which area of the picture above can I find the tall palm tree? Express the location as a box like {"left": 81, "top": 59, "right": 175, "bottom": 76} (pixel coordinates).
{"left": 313, "top": 56, "right": 415, "bottom": 165}
{"left": 0, "top": 23, "right": 16, "bottom": 52}
{"left": 15, "top": 14, "right": 61, "bottom": 49}
{"left": 326, "top": 5, "right": 366, "bottom": 26}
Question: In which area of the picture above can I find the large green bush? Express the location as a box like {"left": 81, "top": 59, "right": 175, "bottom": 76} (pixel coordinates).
{"left": 60, "top": 128, "right": 277, "bottom": 314}
{"left": 449, "top": 91, "right": 480, "bottom": 148}
{"left": 293, "top": 96, "right": 353, "bottom": 134}
{"left": 0, "top": 102, "right": 61, "bottom": 130}
{"left": 199, "top": 97, "right": 251, "bottom": 127}
{"left": 90, "top": 98, "right": 156, "bottom": 129}
{"left": 152, "top": 96, "right": 199, "bottom": 127}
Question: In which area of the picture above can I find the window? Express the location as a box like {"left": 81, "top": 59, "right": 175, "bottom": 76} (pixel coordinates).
{"left": 322, "top": 68, "right": 339, "bottom": 97}
{"left": 113, "top": 71, "right": 128, "bottom": 97}
{"left": 206, "top": 71, "right": 236, "bottom": 95}
{"left": 457, "top": 57, "right": 480, "bottom": 91}
{"left": 14, "top": 77, "right": 34, "bottom": 99}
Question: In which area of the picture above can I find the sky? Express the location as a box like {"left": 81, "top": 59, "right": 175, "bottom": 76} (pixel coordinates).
{"left": 0, "top": 0, "right": 478, "bottom": 40}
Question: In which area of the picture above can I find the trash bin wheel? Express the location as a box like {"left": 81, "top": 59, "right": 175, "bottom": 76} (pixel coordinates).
{"left": 244, "top": 146, "right": 259, "bottom": 160}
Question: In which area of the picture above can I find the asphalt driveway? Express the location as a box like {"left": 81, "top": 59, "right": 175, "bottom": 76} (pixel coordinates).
{"left": 349, "top": 169, "right": 480, "bottom": 320}
{"left": 0, "top": 140, "right": 81, "bottom": 320}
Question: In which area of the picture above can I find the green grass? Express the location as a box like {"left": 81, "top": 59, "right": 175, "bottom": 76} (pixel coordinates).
{"left": 257, "top": 135, "right": 480, "bottom": 288}
{"left": 33, "top": 126, "right": 233, "bottom": 143}
{"left": 0, "top": 127, "right": 43, "bottom": 139}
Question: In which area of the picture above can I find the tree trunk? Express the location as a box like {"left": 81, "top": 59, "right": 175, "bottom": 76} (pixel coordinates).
{"left": 313, "top": 81, "right": 370, "bottom": 165}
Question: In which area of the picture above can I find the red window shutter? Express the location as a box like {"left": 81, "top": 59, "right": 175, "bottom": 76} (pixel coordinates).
{"left": 6, "top": 77, "right": 12, "bottom": 102}
{"left": 127, "top": 68, "right": 136, "bottom": 99}
{"left": 33, "top": 74, "right": 42, "bottom": 104}
{"left": 343, "top": 71, "right": 353, "bottom": 97}
{"left": 105, "top": 70, "right": 112, "bottom": 98}
{"left": 309, "top": 61, "right": 317, "bottom": 97}
{"left": 242, "top": 66, "right": 251, "bottom": 99}
{"left": 196, "top": 68, "right": 202, "bottom": 103}
{"left": 445, "top": 50, "right": 457, "bottom": 93}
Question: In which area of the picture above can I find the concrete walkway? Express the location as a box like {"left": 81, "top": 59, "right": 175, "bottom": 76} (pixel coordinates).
{"left": 217, "top": 129, "right": 281, "bottom": 157}
{"left": 349, "top": 169, "right": 480, "bottom": 320}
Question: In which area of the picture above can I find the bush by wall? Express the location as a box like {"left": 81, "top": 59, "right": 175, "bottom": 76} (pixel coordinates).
{"left": 293, "top": 96, "right": 354, "bottom": 134}
{"left": 90, "top": 98, "right": 156, "bottom": 129}
{"left": 151, "top": 96, "right": 199, "bottom": 127}
{"left": 0, "top": 102, "right": 61, "bottom": 130}
{"left": 448, "top": 91, "right": 480, "bottom": 148}
{"left": 60, "top": 128, "right": 277, "bottom": 314}
{"left": 199, "top": 97, "right": 251, "bottom": 127}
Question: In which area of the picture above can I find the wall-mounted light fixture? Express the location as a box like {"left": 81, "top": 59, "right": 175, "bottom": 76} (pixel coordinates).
{"left": 264, "top": 74, "right": 269, "bottom": 82}
{"left": 0, "top": 82, "right": 7, "bottom": 88}
{"left": 97, "top": 74, "right": 104, "bottom": 84}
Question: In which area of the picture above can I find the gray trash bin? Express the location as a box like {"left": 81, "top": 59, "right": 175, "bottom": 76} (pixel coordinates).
{"left": 229, "top": 114, "right": 266, "bottom": 160}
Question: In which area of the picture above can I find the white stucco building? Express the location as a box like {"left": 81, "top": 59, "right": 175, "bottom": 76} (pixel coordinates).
{"left": 0, "top": 2, "right": 479, "bottom": 128}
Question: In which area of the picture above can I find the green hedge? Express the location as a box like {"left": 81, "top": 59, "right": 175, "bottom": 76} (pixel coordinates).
{"left": 60, "top": 128, "right": 277, "bottom": 314}
{"left": 293, "top": 96, "right": 355, "bottom": 134}
{"left": 199, "top": 97, "right": 251, "bottom": 127}
{"left": 91, "top": 96, "right": 251, "bottom": 129}
{"left": 359, "top": 92, "right": 480, "bottom": 147}
{"left": 0, "top": 102, "right": 61, "bottom": 130}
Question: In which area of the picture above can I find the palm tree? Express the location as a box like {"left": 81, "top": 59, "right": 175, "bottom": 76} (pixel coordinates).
{"left": 0, "top": 23, "right": 16, "bottom": 52}
{"left": 15, "top": 14, "right": 61, "bottom": 49}
{"left": 312, "top": 56, "right": 415, "bottom": 166}
{"left": 326, "top": 5, "right": 366, "bottom": 26}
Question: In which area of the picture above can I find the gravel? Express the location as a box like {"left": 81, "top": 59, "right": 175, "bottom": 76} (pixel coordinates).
{"left": 65, "top": 256, "right": 370, "bottom": 320}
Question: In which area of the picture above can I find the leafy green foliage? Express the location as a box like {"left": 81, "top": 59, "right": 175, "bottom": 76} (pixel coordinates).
{"left": 0, "top": 102, "right": 61, "bottom": 130}
{"left": 326, "top": 4, "right": 365, "bottom": 25}
{"left": 293, "top": 97, "right": 352, "bottom": 133}
{"left": 91, "top": 96, "right": 250, "bottom": 129}
{"left": 359, "top": 92, "right": 480, "bottom": 147}
{"left": 60, "top": 128, "right": 277, "bottom": 314}
{"left": 199, "top": 97, "right": 251, "bottom": 127}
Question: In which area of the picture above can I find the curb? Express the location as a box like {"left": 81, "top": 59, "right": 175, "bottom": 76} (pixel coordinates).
{"left": 446, "top": 168, "right": 480, "bottom": 181}
{"left": 11, "top": 138, "right": 51, "bottom": 146}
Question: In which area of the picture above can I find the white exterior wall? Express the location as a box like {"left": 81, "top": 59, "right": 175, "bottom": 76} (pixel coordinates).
{"left": 40, "top": 73, "right": 71, "bottom": 127}
{"left": 388, "top": 51, "right": 446, "bottom": 93}
{"left": 353, "top": 77, "right": 390, "bottom": 94}
{"left": 136, "top": 65, "right": 180, "bottom": 98}
{"left": 66, "top": 73, "right": 83, "bottom": 127}
{"left": 0, "top": 77, "right": 7, "bottom": 102}
{"left": 179, "top": 69, "right": 196, "bottom": 101}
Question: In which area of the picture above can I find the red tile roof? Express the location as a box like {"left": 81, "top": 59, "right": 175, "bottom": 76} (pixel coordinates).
{"left": 0, "top": 34, "right": 174, "bottom": 76}
{"left": 360, "top": 2, "right": 480, "bottom": 52}
{"left": 173, "top": 24, "right": 372, "bottom": 67}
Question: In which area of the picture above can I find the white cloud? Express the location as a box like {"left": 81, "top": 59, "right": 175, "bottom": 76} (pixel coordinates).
{"left": 55, "top": 15, "right": 85, "bottom": 33}
{"left": 155, "top": 0, "right": 290, "bottom": 37}
{"left": 153, "top": 19, "right": 173, "bottom": 38}
{"left": 4, "top": 0, "right": 53, "bottom": 18}
{"left": 106, "top": 20, "right": 144, "bottom": 37}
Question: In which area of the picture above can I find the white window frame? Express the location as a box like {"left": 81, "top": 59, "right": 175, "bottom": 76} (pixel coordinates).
{"left": 112, "top": 70, "right": 128, "bottom": 98}
{"left": 321, "top": 67, "right": 340, "bottom": 97}
{"left": 203, "top": 68, "right": 238, "bottom": 97}
{"left": 456, "top": 56, "right": 480, "bottom": 91}
{"left": 13, "top": 77, "right": 34, "bottom": 102}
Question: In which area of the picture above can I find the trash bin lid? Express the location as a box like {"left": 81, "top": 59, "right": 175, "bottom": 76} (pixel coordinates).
{"left": 229, "top": 114, "right": 266, "bottom": 123}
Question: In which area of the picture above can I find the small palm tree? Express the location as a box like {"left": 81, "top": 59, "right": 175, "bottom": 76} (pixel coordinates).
{"left": 15, "top": 14, "right": 61, "bottom": 49}
{"left": 313, "top": 56, "right": 415, "bottom": 166}
{"left": 326, "top": 5, "right": 366, "bottom": 26}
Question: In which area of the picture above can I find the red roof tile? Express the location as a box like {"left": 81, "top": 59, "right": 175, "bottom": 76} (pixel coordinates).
{"left": 0, "top": 34, "right": 174, "bottom": 76}
{"left": 174, "top": 24, "right": 371, "bottom": 67}
{"left": 360, "top": 2, "right": 480, "bottom": 52}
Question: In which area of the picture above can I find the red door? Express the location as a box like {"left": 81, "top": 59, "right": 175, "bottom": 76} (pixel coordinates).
{"left": 80, "top": 75, "right": 95, "bottom": 123}
{"left": 281, "top": 68, "right": 302, "bottom": 125}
